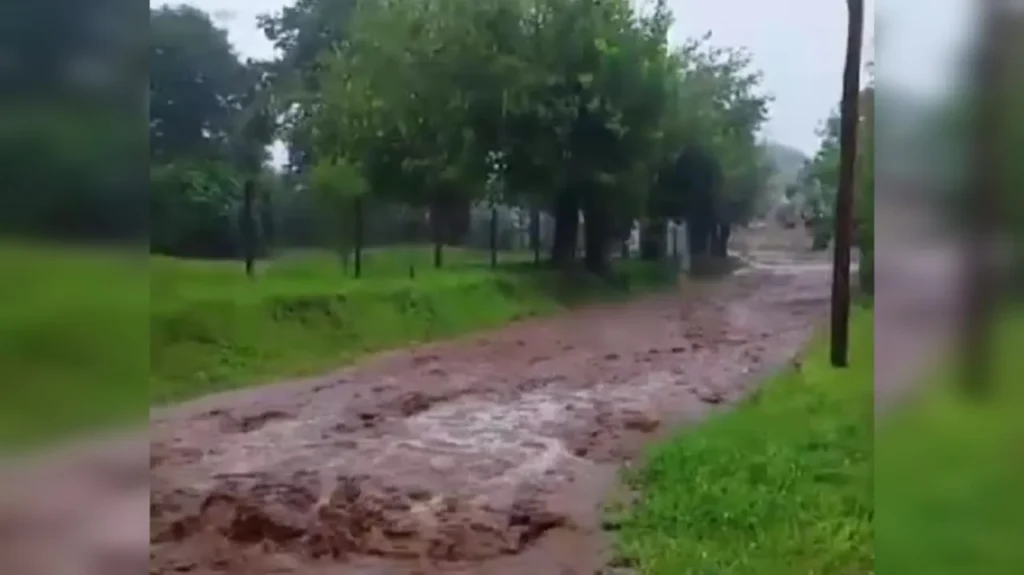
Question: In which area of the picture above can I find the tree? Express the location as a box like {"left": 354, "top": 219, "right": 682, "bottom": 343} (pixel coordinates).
{"left": 797, "top": 84, "right": 872, "bottom": 254}
{"left": 646, "top": 39, "right": 771, "bottom": 263}
{"left": 258, "top": 0, "right": 360, "bottom": 174}
{"left": 150, "top": 5, "right": 248, "bottom": 163}
{"left": 309, "top": 158, "right": 368, "bottom": 276}
{"left": 299, "top": 0, "right": 770, "bottom": 276}
{"left": 796, "top": 110, "right": 840, "bottom": 249}
{"left": 149, "top": 6, "right": 279, "bottom": 260}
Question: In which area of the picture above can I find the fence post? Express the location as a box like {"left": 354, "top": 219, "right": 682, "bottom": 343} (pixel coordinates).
{"left": 241, "top": 178, "right": 256, "bottom": 278}
{"left": 531, "top": 204, "right": 541, "bottom": 266}
{"left": 353, "top": 196, "right": 363, "bottom": 279}
{"left": 490, "top": 205, "right": 498, "bottom": 268}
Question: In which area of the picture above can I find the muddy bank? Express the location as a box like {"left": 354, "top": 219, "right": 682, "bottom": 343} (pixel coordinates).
{"left": 149, "top": 259, "right": 831, "bottom": 575}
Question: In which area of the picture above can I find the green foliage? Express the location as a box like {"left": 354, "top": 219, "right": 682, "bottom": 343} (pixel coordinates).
{"left": 614, "top": 307, "right": 874, "bottom": 574}
{"left": 309, "top": 157, "right": 368, "bottom": 251}
{"left": 646, "top": 36, "right": 772, "bottom": 250}
{"left": 150, "top": 5, "right": 248, "bottom": 162}
{"left": 304, "top": 0, "right": 771, "bottom": 263}
{"left": 148, "top": 6, "right": 281, "bottom": 258}
{"left": 795, "top": 109, "right": 841, "bottom": 234}
{"left": 141, "top": 0, "right": 778, "bottom": 266}
{"left": 793, "top": 81, "right": 874, "bottom": 264}
{"left": 150, "top": 161, "right": 245, "bottom": 258}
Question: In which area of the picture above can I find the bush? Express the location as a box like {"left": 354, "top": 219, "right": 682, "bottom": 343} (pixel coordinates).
{"left": 150, "top": 161, "right": 247, "bottom": 258}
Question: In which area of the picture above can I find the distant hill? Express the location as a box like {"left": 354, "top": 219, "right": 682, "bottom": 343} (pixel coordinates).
{"left": 764, "top": 141, "right": 809, "bottom": 186}
{"left": 759, "top": 141, "right": 810, "bottom": 216}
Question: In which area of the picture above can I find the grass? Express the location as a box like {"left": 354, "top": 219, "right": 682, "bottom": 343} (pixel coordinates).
{"left": 875, "top": 309, "right": 1024, "bottom": 574}
{"left": 612, "top": 306, "right": 873, "bottom": 574}
{"left": 149, "top": 245, "right": 537, "bottom": 298}
{"left": 150, "top": 246, "right": 676, "bottom": 403}
{"left": 1, "top": 242, "right": 677, "bottom": 449}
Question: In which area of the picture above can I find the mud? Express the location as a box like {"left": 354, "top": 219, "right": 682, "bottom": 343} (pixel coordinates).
{"left": 149, "top": 252, "right": 834, "bottom": 575}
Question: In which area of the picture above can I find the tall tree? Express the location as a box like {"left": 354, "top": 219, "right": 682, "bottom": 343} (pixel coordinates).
{"left": 149, "top": 6, "right": 278, "bottom": 260}
{"left": 258, "top": 0, "right": 359, "bottom": 173}
{"left": 304, "top": 0, "right": 770, "bottom": 274}
{"left": 150, "top": 5, "right": 248, "bottom": 162}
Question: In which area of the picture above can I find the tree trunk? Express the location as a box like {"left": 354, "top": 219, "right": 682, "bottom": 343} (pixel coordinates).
{"left": 551, "top": 190, "right": 579, "bottom": 266}
{"left": 582, "top": 196, "right": 611, "bottom": 275}
{"left": 640, "top": 219, "right": 666, "bottom": 260}
{"left": 448, "top": 197, "right": 471, "bottom": 244}
{"left": 429, "top": 200, "right": 444, "bottom": 269}
{"left": 687, "top": 217, "right": 711, "bottom": 259}
{"left": 829, "top": 0, "right": 864, "bottom": 368}
{"left": 710, "top": 223, "right": 730, "bottom": 258}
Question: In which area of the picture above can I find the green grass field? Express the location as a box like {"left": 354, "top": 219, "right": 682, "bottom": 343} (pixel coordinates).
{"left": 1, "top": 243, "right": 676, "bottom": 450}
{"left": 611, "top": 307, "right": 874, "bottom": 574}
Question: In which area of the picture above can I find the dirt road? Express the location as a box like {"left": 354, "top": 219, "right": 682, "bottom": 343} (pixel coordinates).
{"left": 148, "top": 254, "right": 832, "bottom": 575}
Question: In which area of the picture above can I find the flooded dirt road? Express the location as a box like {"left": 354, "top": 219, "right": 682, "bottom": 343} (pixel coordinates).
{"left": 149, "top": 253, "right": 832, "bottom": 575}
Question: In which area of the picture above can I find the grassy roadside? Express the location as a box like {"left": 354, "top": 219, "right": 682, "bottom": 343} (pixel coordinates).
{"left": 0, "top": 243, "right": 678, "bottom": 449}
{"left": 150, "top": 255, "right": 677, "bottom": 404}
{"left": 611, "top": 307, "right": 873, "bottom": 574}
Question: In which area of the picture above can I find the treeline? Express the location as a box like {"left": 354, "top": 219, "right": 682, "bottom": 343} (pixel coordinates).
{"left": 12, "top": 0, "right": 777, "bottom": 269}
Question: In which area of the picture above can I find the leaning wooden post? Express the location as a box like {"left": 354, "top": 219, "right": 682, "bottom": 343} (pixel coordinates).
{"left": 829, "top": 0, "right": 864, "bottom": 368}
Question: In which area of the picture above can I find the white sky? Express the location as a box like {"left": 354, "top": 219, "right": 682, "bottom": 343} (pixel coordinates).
{"left": 155, "top": 0, "right": 972, "bottom": 158}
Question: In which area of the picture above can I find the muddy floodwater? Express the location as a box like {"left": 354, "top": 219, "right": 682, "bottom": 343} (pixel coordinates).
{"left": 148, "top": 253, "right": 832, "bottom": 575}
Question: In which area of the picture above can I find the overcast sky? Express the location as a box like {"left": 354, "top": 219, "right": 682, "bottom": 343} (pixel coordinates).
{"left": 157, "top": 0, "right": 972, "bottom": 158}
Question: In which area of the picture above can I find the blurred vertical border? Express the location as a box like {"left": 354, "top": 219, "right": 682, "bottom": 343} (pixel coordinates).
{"left": 874, "top": 0, "right": 1024, "bottom": 572}
{"left": 0, "top": 0, "right": 149, "bottom": 451}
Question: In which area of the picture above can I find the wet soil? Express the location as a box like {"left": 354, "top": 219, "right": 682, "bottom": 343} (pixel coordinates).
{"left": 148, "top": 254, "right": 833, "bottom": 575}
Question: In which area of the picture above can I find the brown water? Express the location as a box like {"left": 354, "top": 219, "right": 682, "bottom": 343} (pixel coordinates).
{"left": 148, "top": 253, "right": 832, "bottom": 574}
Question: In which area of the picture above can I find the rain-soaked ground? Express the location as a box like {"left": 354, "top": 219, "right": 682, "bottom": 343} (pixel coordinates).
{"left": 146, "top": 241, "right": 836, "bottom": 575}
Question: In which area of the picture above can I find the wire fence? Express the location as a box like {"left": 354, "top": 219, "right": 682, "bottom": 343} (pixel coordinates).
{"left": 216, "top": 186, "right": 699, "bottom": 281}
{"left": 258, "top": 196, "right": 565, "bottom": 280}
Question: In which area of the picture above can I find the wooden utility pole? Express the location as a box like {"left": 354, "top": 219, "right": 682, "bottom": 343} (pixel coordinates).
{"left": 829, "top": 0, "right": 864, "bottom": 367}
